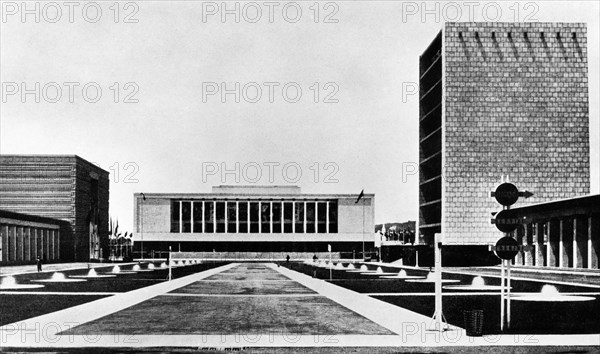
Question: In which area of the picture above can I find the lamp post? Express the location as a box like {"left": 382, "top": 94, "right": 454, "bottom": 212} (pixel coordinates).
{"left": 140, "top": 193, "right": 146, "bottom": 261}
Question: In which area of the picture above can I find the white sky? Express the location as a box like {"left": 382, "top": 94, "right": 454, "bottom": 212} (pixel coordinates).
{"left": 1, "top": 1, "right": 599, "bottom": 233}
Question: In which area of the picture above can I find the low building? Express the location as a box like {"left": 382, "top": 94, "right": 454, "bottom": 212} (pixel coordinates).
{"left": 0, "top": 155, "right": 109, "bottom": 262}
{"left": 498, "top": 194, "right": 600, "bottom": 269}
{"left": 0, "top": 210, "right": 70, "bottom": 265}
{"left": 134, "top": 185, "right": 374, "bottom": 257}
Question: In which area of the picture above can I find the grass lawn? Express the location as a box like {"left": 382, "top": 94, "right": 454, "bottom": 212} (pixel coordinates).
{"left": 0, "top": 294, "right": 108, "bottom": 325}
{"left": 0, "top": 262, "right": 228, "bottom": 326}
{"left": 375, "top": 294, "right": 600, "bottom": 335}
{"left": 285, "top": 263, "right": 600, "bottom": 335}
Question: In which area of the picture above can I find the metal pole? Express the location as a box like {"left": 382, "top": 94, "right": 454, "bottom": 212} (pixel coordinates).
{"left": 433, "top": 233, "right": 443, "bottom": 330}
{"left": 507, "top": 259, "right": 512, "bottom": 329}
{"left": 500, "top": 259, "right": 505, "bottom": 331}
{"left": 362, "top": 198, "right": 365, "bottom": 260}
{"left": 168, "top": 245, "right": 172, "bottom": 281}
{"left": 141, "top": 193, "right": 145, "bottom": 261}
{"left": 329, "top": 248, "right": 332, "bottom": 281}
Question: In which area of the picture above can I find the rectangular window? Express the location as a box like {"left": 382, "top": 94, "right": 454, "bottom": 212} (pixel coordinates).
{"left": 170, "top": 200, "right": 180, "bottom": 233}
{"left": 272, "top": 202, "right": 282, "bottom": 233}
{"left": 261, "top": 202, "right": 271, "bottom": 233}
{"left": 193, "top": 202, "right": 202, "bottom": 233}
{"left": 181, "top": 201, "right": 191, "bottom": 233}
{"left": 328, "top": 201, "right": 338, "bottom": 233}
{"left": 317, "top": 202, "right": 327, "bottom": 233}
{"left": 283, "top": 202, "right": 293, "bottom": 233}
{"left": 294, "top": 202, "right": 304, "bottom": 233}
{"left": 238, "top": 202, "right": 248, "bottom": 233}
{"left": 204, "top": 201, "right": 214, "bottom": 233}
{"left": 227, "top": 202, "right": 237, "bottom": 233}
{"left": 216, "top": 201, "right": 226, "bottom": 233}
{"left": 306, "top": 202, "right": 315, "bottom": 233}
{"left": 250, "top": 202, "right": 259, "bottom": 233}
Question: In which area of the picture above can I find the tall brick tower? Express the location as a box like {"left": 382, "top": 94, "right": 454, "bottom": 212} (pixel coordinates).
{"left": 418, "top": 22, "right": 590, "bottom": 254}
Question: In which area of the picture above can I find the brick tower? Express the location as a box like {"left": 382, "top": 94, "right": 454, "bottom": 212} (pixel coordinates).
{"left": 418, "top": 22, "right": 590, "bottom": 251}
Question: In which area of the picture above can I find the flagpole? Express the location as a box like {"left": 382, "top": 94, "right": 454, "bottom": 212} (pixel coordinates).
{"left": 141, "top": 193, "right": 146, "bottom": 261}
{"left": 362, "top": 197, "right": 365, "bottom": 261}
{"left": 355, "top": 189, "right": 365, "bottom": 261}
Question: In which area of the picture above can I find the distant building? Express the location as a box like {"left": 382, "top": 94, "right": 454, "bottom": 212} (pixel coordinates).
{"left": 134, "top": 185, "right": 374, "bottom": 256}
{"left": 375, "top": 221, "right": 416, "bottom": 233}
{"left": 0, "top": 155, "right": 109, "bottom": 263}
{"left": 418, "top": 22, "right": 590, "bottom": 259}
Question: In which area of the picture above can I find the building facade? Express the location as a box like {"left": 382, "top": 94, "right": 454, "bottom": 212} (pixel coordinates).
{"left": 0, "top": 155, "right": 110, "bottom": 262}
{"left": 419, "top": 22, "right": 590, "bottom": 250}
{"left": 502, "top": 194, "right": 599, "bottom": 269}
{"left": 134, "top": 186, "right": 374, "bottom": 256}
{"left": 0, "top": 210, "right": 69, "bottom": 265}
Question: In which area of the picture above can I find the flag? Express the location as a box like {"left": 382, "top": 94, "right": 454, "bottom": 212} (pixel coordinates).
{"left": 355, "top": 189, "right": 364, "bottom": 204}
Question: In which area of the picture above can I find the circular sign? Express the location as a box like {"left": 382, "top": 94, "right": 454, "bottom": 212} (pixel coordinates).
{"left": 494, "top": 209, "right": 519, "bottom": 233}
{"left": 494, "top": 236, "right": 520, "bottom": 260}
{"left": 494, "top": 183, "right": 519, "bottom": 206}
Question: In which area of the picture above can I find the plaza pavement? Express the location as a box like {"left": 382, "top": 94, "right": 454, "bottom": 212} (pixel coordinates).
{"left": 366, "top": 261, "right": 600, "bottom": 289}
{"left": 0, "top": 262, "right": 599, "bottom": 349}
{"left": 0, "top": 262, "right": 136, "bottom": 276}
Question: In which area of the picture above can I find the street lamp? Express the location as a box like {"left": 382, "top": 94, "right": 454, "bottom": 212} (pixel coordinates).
{"left": 141, "top": 193, "right": 146, "bottom": 261}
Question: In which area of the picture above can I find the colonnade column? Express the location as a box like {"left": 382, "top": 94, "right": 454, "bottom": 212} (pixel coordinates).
{"left": 515, "top": 226, "right": 524, "bottom": 265}
{"left": 560, "top": 218, "right": 573, "bottom": 268}
{"left": 326, "top": 201, "right": 330, "bottom": 234}
{"left": 535, "top": 223, "right": 545, "bottom": 266}
{"left": 202, "top": 200, "right": 205, "bottom": 233}
{"left": 269, "top": 201, "right": 273, "bottom": 232}
{"left": 547, "top": 220, "right": 560, "bottom": 267}
{"left": 589, "top": 214, "right": 599, "bottom": 269}
{"left": 573, "top": 216, "right": 587, "bottom": 268}
{"left": 524, "top": 223, "right": 534, "bottom": 266}
{"left": 179, "top": 201, "right": 183, "bottom": 233}
{"left": 191, "top": 201, "right": 195, "bottom": 233}
{"left": 304, "top": 201, "right": 307, "bottom": 232}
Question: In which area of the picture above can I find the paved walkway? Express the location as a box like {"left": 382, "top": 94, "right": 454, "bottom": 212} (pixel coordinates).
{"left": 1, "top": 262, "right": 599, "bottom": 349}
